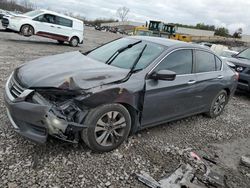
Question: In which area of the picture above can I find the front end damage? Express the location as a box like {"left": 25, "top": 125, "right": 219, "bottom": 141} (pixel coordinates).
{"left": 4, "top": 73, "right": 89, "bottom": 143}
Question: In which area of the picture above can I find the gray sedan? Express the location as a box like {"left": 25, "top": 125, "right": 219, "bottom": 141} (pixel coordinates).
{"left": 4, "top": 36, "right": 238, "bottom": 152}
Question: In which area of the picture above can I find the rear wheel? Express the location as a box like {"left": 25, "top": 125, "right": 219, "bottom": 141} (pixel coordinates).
{"left": 69, "top": 36, "right": 79, "bottom": 47}
{"left": 205, "top": 90, "right": 228, "bottom": 118}
{"left": 81, "top": 104, "right": 131, "bottom": 152}
{"left": 20, "top": 25, "right": 34, "bottom": 37}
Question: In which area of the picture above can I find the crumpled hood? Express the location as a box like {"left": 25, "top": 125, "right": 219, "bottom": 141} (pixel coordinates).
{"left": 16, "top": 51, "right": 129, "bottom": 90}
{"left": 225, "top": 57, "right": 250, "bottom": 68}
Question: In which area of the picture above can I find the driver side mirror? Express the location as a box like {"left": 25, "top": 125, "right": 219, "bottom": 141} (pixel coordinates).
{"left": 149, "top": 70, "right": 176, "bottom": 81}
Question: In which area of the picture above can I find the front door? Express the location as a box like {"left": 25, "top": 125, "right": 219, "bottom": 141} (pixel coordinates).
{"left": 141, "top": 49, "right": 200, "bottom": 127}
{"left": 33, "top": 14, "right": 61, "bottom": 38}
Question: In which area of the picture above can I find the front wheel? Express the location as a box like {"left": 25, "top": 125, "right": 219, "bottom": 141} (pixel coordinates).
{"left": 81, "top": 104, "right": 131, "bottom": 152}
{"left": 20, "top": 25, "right": 34, "bottom": 37}
{"left": 205, "top": 90, "right": 228, "bottom": 118}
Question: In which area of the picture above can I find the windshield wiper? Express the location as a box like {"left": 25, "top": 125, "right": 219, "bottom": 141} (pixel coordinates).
{"left": 118, "top": 44, "right": 147, "bottom": 81}
{"left": 106, "top": 40, "right": 142, "bottom": 65}
{"left": 237, "top": 56, "right": 250, "bottom": 60}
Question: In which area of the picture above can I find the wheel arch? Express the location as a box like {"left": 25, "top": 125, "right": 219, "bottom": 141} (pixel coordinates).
{"left": 20, "top": 23, "right": 35, "bottom": 33}
{"left": 79, "top": 87, "right": 143, "bottom": 133}
{"left": 70, "top": 35, "right": 80, "bottom": 42}
{"left": 223, "top": 88, "right": 230, "bottom": 96}
{"left": 117, "top": 102, "right": 140, "bottom": 134}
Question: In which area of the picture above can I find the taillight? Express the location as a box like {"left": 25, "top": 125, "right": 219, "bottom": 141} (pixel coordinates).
{"left": 235, "top": 72, "right": 239, "bottom": 81}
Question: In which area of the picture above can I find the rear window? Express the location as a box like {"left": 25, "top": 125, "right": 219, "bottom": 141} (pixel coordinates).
{"left": 56, "top": 16, "right": 72, "bottom": 27}
{"left": 195, "top": 50, "right": 216, "bottom": 73}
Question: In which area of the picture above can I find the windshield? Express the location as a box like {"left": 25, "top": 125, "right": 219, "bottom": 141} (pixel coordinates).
{"left": 23, "top": 10, "right": 44, "bottom": 17}
{"left": 236, "top": 48, "right": 250, "bottom": 60}
{"left": 87, "top": 38, "right": 166, "bottom": 70}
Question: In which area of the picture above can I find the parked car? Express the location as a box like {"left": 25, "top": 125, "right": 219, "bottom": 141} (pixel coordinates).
{"left": 220, "top": 49, "right": 238, "bottom": 59}
{"left": 1, "top": 9, "right": 84, "bottom": 47}
{"left": 225, "top": 48, "right": 250, "bottom": 92}
{"left": 4, "top": 37, "right": 238, "bottom": 152}
{"left": 199, "top": 42, "right": 213, "bottom": 48}
{"left": 94, "top": 25, "right": 101, "bottom": 31}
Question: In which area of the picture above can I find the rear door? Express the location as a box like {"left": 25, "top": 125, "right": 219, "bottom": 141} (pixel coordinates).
{"left": 54, "top": 16, "right": 73, "bottom": 41}
{"left": 194, "top": 50, "right": 224, "bottom": 109}
{"left": 141, "top": 49, "right": 201, "bottom": 127}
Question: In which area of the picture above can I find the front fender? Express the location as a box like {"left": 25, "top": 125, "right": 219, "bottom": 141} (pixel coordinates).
{"left": 77, "top": 87, "right": 144, "bottom": 112}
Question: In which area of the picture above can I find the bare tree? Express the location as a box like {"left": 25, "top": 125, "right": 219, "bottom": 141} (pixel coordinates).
{"left": 116, "top": 6, "right": 129, "bottom": 22}
{"left": 20, "top": 0, "right": 35, "bottom": 10}
{"left": 233, "top": 28, "right": 243, "bottom": 39}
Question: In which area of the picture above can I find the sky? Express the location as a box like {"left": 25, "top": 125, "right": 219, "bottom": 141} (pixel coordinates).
{"left": 30, "top": 0, "right": 250, "bottom": 34}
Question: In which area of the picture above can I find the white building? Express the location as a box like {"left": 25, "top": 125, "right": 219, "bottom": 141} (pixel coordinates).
{"left": 241, "top": 35, "right": 250, "bottom": 43}
{"left": 176, "top": 27, "right": 215, "bottom": 37}
{"left": 101, "top": 21, "right": 144, "bottom": 27}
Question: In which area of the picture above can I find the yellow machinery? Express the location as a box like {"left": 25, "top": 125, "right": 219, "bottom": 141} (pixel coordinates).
{"left": 133, "top": 26, "right": 153, "bottom": 36}
{"left": 133, "top": 20, "right": 192, "bottom": 42}
{"left": 171, "top": 34, "right": 192, "bottom": 42}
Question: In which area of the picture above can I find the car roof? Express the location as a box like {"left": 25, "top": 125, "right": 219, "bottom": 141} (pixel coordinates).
{"left": 38, "top": 9, "right": 83, "bottom": 23}
{"left": 129, "top": 36, "right": 209, "bottom": 50}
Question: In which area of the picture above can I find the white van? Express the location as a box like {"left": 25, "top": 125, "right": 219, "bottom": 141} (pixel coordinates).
{"left": 1, "top": 9, "right": 84, "bottom": 47}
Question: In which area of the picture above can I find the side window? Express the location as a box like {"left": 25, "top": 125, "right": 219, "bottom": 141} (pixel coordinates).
{"left": 155, "top": 49, "right": 193, "bottom": 75}
{"left": 195, "top": 50, "right": 216, "bottom": 73}
{"left": 33, "top": 14, "right": 45, "bottom": 22}
{"left": 215, "top": 56, "right": 222, "bottom": 71}
{"left": 56, "top": 16, "right": 73, "bottom": 27}
{"left": 36, "top": 14, "right": 56, "bottom": 24}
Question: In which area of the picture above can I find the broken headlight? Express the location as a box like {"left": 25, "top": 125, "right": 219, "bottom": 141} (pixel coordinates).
{"left": 33, "top": 89, "right": 88, "bottom": 123}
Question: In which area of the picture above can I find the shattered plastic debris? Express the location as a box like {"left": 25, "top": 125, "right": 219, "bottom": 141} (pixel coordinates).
{"left": 136, "top": 151, "right": 226, "bottom": 188}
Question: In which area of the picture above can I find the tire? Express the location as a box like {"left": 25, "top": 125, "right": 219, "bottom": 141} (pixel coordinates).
{"left": 81, "top": 104, "right": 131, "bottom": 152}
{"left": 20, "top": 25, "right": 34, "bottom": 37}
{"left": 205, "top": 90, "right": 228, "bottom": 118}
{"left": 57, "top": 40, "right": 64, "bottom": 44}
{"left": 69, "top": 36, "right": 79, "bottom": 47}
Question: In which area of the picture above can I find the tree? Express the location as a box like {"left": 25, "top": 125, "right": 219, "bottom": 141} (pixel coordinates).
{"left": 233, "top": 28, "right": 243, "bottom": 38}
{"left": 215, "top": 27, "right": 229, "bottom": 37}
{"left": 196, "top": 23, "right": 215, "bottom": 31}
{"left": 116, "top": 6, "right": 129, "bottom": 22}
{"left": 20, "top": 0, "right": 35, "bottom": 10}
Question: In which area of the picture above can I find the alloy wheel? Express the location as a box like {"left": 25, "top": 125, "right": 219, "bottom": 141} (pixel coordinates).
{"left": 94, "top": 111, "right": 126, "bottom": 147}
{"left": 213, "top": 93, "right": 226, "bottom": 115}
{"left": 23, "top": 26, "right": 33, "bottom": 36}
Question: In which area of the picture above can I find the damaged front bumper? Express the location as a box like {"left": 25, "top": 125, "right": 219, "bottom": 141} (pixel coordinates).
{"left": 4, "top": 74, "right": 88, "bottom": 144}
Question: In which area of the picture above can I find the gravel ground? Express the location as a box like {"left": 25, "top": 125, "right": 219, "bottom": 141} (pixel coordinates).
{"left": 0, "top": 25, "right": 250, "bottom": 188}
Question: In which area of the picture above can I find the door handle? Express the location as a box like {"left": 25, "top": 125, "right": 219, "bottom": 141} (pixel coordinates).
{"left": 217, "top": 75, "right": 224, "bottom": 79}
{"left": 50, "top": 25, "right": 55, "bottom": 27}
{"left": 57, "top": 27, "right": 61, "bottom": 29}
{"left": 187, "top": 80, "right": 196, "bottom": 85}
